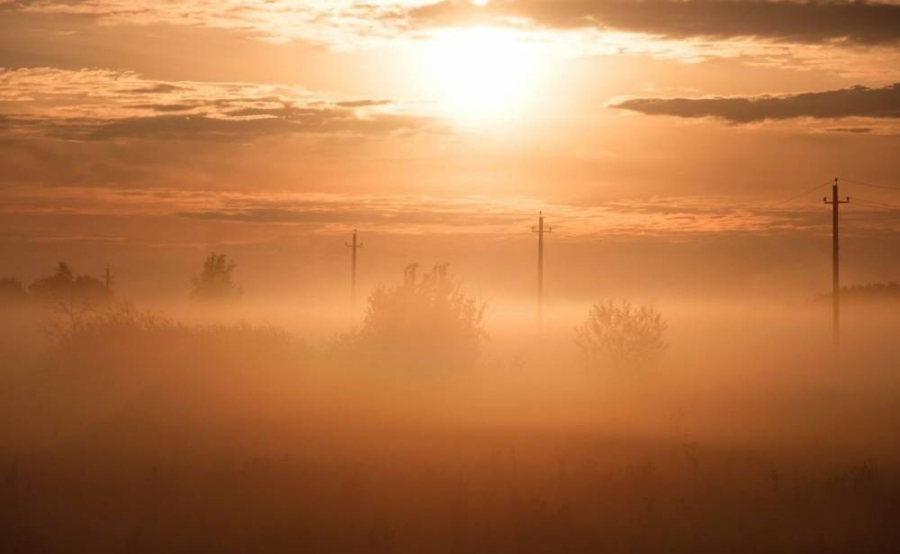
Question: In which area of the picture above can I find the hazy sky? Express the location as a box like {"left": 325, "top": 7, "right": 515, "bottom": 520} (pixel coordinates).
{"left": 1, "top": 0, "right": 899, "bottom": 298}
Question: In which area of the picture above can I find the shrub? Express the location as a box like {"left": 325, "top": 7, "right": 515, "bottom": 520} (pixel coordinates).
{"left": 38, "top": 305, "right": 311, "bottom": 440}
{"left": 191, "top": 252, "right": 242, "bottom": 302}
{"left": 29, "top": 262, "right": 108, "bottom": 301}
{"left": 345, "top": 264, "right": 486, "bottom": 370}
{"left": 575, "top": 300, "right": 667, "bottom": 371}
{"left": 52, "top": 304, "right": 306, "bottom": 381}
{"left": 29, "top": 262, "right": 110, "bottom": 331}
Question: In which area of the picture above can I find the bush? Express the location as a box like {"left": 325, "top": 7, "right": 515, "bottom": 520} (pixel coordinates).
{"left": 191, "top": 252, "right": 242, "bottom": 302}
{"left": 344, "top": 264, "right": 486, "bottom": 370}
{"left": 575, "top": 300, "right": 667, "bottom": 371}
{"left": 55, "top": 305, "right": 300, "bottom": 370}
{"left": 25, "top": 305, "right": 311, "bottom": 452}
{"left": 29, "top": 262, "right": 110, "bottom": 331}
{"left": 29, "top": 263, "right": 108, "bottom": 300}
{"left": 46, "top": 305, "right": 309, "bottom": 416}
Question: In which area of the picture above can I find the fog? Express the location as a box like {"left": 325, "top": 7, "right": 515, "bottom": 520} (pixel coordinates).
{"left": 3, "top": 0, "right": 899, "bottom": 549}
{"left": 2, "top": 258, "right": 899, "bottom": 553}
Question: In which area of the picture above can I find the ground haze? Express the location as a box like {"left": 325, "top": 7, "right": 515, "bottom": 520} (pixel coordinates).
{"left": 2, "top": 0, "right": 900, "bottom": 551}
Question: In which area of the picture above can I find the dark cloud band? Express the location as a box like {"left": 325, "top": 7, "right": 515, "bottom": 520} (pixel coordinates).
{"left": 410, "top": 0, "right": 900, "bottom": 45}
{"left": 611, "top": 83, "right": 900, "bottom": 122}
{"left": 0, "top": 68, "right": 431, "bottom": 142}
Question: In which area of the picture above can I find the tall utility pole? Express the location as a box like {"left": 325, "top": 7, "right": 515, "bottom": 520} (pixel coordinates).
{"left": 824, "top": 178, "right": 849, "bottom": 351}
{"left": 532, "top": 212, "right": 552, "bottom": 335}
{"left": 345, "top": 229, "right": 363, "bottom": 317}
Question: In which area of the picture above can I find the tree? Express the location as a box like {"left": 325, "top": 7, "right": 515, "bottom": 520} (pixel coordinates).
{"left": 191, "top": 252, "right": 241, "bottom": 302}
{"left": 575, "top": 300, "right": 667, "bottom": 371}
{"left": 0, "top": 277, "right": 27, "bottom": 304}
{"left": 816, "top": 282, "right": 900, "bottom": 304}
{"left": 29, "top": 262, "right": 72, "bottom": 298}
{"left": 28, "top": 262, "right": 110, "bottom": 332}
{"left": 347, "top": 264, "right": 486, "bottom": 369}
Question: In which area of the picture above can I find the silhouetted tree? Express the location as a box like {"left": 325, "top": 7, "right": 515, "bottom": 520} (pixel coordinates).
{"left": 29, "top": 262, "right": 109, "bottom": 331}
{"left": 191, "top": 252, "right": 241, "bottom": 302}
{"left": 0, "top": 277, "right": 27, "bottom": 304}
{"left": 347, "top": 263, "right": 486, "bottom": 369}
{"left": 816, "top": 282, "right": 900, "bottom": 303}
{"left": 29, "top": 262, "right": 72, "bottom": 297}
{"left": 576, "top": 300, "right": 667, "bottom": 371}
{"left": 29, "top": 262, "right": 108, "bottom": 299}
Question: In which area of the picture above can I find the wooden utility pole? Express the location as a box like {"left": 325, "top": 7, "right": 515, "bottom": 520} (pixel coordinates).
{"left": 824, "top": 178, "right": 849, "bottom": 352}
{"left": 345, "top": 230, "right": 363, "bottom": 317}
{"left": 531, "top": 212, "right": 552, "bottom": 335}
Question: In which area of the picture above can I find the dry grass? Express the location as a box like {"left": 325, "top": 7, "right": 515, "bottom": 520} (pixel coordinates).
{"left": 2, "top": 301, "right": 900, "bottom": 553}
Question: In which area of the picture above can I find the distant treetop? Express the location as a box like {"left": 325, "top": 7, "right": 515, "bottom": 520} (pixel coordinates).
{"left": 0, "top": 277, "right": 27, "bottom": 302}
{"left": 192, "top": 252, "right": 242, "bottom": 302}
{"left": 816, "top": 282, "right": 900, "bottom": 303}
{"left": 28, "top": 262, "right": 109, "bottom": 303}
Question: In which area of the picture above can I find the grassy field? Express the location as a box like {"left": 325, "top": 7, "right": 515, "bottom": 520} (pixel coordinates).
{"left": 2, "top": 300, "right": 899, "bottom": 553}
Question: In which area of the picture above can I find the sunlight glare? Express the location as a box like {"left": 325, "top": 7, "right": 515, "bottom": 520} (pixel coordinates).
{"left": 422, "top": 27, "right": 545, "bottom": 125}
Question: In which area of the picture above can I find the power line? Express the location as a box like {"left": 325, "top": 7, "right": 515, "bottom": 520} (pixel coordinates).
{"left": 839, "top": 177, "right": 900, "bottom": 192}
{"left": 770, "top": 180, "right": 832, "bottom": 207}
{"left": 852, "top": 197, "right": 900, "bottom": 211}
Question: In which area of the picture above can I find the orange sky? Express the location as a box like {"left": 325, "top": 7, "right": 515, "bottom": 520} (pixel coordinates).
{"left": 1, "top": 0, "right": 899, "bottom": 299}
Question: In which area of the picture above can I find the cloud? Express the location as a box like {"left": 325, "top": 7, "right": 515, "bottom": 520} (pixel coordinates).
{"left": 5, "top": 0, "right": 419, "bottom": 45}
{"left": 336, "top": 100, "right": 393, "bottom": 108}
{"left": 825, "top": 126, "right": 874, "bottom": 134}
{"left": 175, "top": 192, "right": 532, "bottom": 231}
{"left": 12, "top": 0, "right": 900, "bottom": 44}
{"left": 611, "top": 83, "right": 900, "bottom": 122}
{"left": 409, "top": 0, "right": 900, "bottom": 45}
{"left": 3, "top": 184, "right": 899, "bottom": 241}
{"left": 5, "top": 0, "right": 900, "bottom": 77}
{"left": 9, "top": 0, "right": 900, "bottom": 47}
{"left": 0, "top": 67, "right": 433, "bottom": 141}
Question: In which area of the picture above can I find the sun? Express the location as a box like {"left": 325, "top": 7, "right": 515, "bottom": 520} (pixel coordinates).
{"left": 420, "top": 27, "right": 545, "bottom": 125}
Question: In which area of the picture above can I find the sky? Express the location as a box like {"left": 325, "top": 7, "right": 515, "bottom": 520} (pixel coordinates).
{"left": 1, "top": 0, "right": 899, "bottom": 302}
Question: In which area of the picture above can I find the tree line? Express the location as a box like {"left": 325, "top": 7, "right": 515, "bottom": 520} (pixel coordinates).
{"left": 0, "top": 262, "right": 110, "bottom": 305}
{"left": 2, "top": 252, "right": 669, "bottom": 372}
{"left": 0, "top": 253, "right": 241, "bottom": 306}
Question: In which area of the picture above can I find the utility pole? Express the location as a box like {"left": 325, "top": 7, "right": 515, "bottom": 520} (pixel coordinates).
{"left": 824, "top": 178, "right": 849, "bottom": 352}
{"left": 531, "top": 212, "right": 552, "bottom": 335}
{"left": 345, "top": 229, "right": 363, "bottom": 318}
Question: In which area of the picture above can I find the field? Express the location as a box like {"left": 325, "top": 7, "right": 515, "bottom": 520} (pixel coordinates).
{"left": 2, "top": 298, "right": 899, "bottom": 553}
